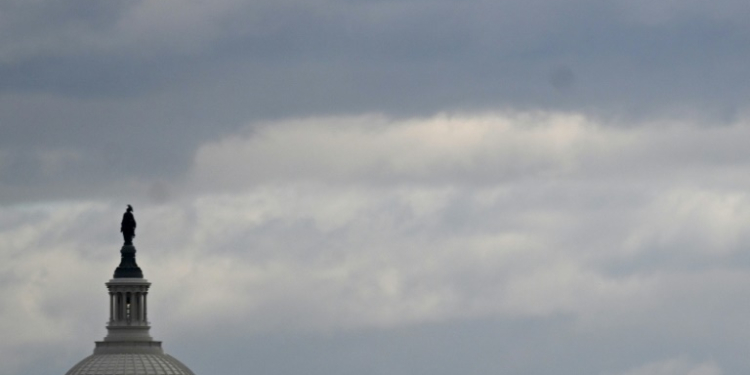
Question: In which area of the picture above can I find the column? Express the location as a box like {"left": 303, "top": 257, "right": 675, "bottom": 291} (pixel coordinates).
{"left": 109, "top": 292, "right": 114, "bottom": 322}
{"left": 134, "top": 292, "right": 141, "bottom": 322}
{"left": 143, "top": 292, "right": 148, "bottom": 322}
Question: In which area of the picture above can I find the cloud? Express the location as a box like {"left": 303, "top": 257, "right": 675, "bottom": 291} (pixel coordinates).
{"left": 7, "top": 111, "right": 750, "bottom": 374}
{"left": 608, "top": 357, "right": 722, "bottom": 375}
{"left": 3, "top": 0, "right": 750, "bottom": 372}
{"left": 2, "top": 0, "right": 750, "bottom": 209}
{"left": 190, "top": 112, "right": 598, "bottom": 188}
{"left": 176, "top": 112, "right": 750, "bottom": 337}
{"left": 190, "top": 112, "right": 750, "bottom": 189}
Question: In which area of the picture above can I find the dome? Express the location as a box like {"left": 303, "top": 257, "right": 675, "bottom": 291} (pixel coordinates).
{"left": 65, "top": 353, "right": 195, "bottom": 375}
{"left": 63, "top": 230, "right": 198, "bottom": 375}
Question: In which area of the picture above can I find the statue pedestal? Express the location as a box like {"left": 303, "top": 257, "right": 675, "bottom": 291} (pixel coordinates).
{"left": 113, "top": 245, "right": 143, "bottom": 278}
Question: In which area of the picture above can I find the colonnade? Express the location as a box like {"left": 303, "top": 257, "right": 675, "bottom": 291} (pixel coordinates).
{"left": 109, "top": 290, "right": 148, "bottom": 324}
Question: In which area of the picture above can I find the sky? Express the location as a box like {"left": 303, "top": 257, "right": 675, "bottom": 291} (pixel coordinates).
{"left": 3, "top": 0, "right": 750, "bottom": 374}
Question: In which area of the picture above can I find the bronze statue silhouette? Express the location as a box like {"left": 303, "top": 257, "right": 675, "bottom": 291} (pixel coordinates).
{"left": 121, "top": 205, "right": 136, "bottom": 245}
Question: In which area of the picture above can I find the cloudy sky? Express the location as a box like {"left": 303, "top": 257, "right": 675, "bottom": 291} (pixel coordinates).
{"left": 3, "top": 0, "right": 750, "bottom": 374}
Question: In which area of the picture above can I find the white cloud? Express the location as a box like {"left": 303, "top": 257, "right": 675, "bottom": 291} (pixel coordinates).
{"left": 190, "top": 112, "right": 602, "bottom": 188}
{"left": 133, "top": 114, "right": 749, "bottom": 333}
{"left": 190, "top": 112, "right": 750, "bottom": 190}
{"left": 9, "top": 111, "right": 750, "bottom": 373}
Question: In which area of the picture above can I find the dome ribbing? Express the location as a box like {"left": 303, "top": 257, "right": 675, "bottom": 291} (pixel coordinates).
{"left": 65, "top": 353, "right": 195, "bottom": 375}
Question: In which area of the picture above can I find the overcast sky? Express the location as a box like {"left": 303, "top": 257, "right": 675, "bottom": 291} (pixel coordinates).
{"left": 3, "top": 1, "right": 750, "bottom": 374}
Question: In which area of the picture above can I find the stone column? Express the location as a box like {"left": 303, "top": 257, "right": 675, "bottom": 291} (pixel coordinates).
{"left": 109, "top": 292, "right": 114, "bottom": 322}
{"left": 135, "top": 292, "right": 142, "bottom": 322}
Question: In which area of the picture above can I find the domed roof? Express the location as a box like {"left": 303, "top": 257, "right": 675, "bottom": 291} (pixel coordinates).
{"left": 63, "top": 236, "right": 198, "bottom": 375}
{"left": 65, "top": 353, "right": 195, "bottom": 375}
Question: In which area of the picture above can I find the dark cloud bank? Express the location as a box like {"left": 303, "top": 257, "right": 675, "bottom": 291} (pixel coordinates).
{"left": 1, "top": 0, "right": 750, "bottom": 202}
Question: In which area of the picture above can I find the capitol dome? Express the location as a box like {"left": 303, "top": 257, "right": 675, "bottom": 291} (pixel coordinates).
{"left": 63, "top": 212, "right": 197, "bottom": 375}
{"left": 65, "top": 353, "right": 195, "bottom": 375}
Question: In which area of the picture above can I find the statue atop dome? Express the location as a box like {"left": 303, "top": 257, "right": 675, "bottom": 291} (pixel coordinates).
{"left": 121, "top": 205, "right": 136, "bottom": 245}
{"left": 63, "top": 209, "right": 196, "bottom": 375}
{"left": 115, "top": 205, "right": 143, "bottom": 278}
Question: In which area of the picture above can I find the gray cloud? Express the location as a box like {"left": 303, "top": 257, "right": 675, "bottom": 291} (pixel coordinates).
{"left": 1, "top": 0, "right": 750, "bottom": 203}
{"left": 4, "top": 1, "right": 750, "bottom": 374}
{"left": 5, "top": 114, "right": 750, "bottom": 374}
